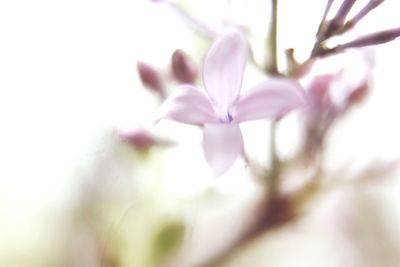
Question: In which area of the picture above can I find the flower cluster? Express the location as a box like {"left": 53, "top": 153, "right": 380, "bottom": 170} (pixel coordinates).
{"left": 120, "top": 0, "right": 400, "bottom": 266}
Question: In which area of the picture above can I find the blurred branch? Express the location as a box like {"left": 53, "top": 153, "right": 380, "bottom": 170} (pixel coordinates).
{"left": 195, "top": 196, "right": 296, "bottom": 267}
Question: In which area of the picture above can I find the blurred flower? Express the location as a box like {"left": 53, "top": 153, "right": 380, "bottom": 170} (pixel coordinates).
{"left": 157, "top": 32, "right": 305, "bottom": 175}
{"left": 171, "top": 49, "right": 198, "bottom": 84}
{"left": 300, "top": 52, "right": 372, "bottom": 157}
{"left": 303, "top": 73, "right": 338, "bottom": 134}
{"left": 137, "top": 62, "right": 166, "bottom": 98}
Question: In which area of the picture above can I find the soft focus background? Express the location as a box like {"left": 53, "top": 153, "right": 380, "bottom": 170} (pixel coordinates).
{"left": 1, "top": 1, "right": 400, "bottom": 266}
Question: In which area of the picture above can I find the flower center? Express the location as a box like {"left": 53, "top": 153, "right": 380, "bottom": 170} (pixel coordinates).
{"left": 220, "top": 112, "right": 233, "bottom": 124}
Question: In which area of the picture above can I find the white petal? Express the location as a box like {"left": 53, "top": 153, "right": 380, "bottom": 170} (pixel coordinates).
{"left": 203, "top": 31, "right": 248, "bottom": 113}
{"left": 156, "top": 85, "right": 218, "bottom": 125}
{"left": 231, "top": 78, "right": 306, "bottom": 122}
{"left": 203, "top": 123, "right": 243, "bottom": 176}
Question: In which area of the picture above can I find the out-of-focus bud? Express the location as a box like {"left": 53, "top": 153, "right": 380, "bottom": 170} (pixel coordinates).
{"left": 119, "top": 130, "right": 157, "bottom": 150}
{"left": 171, "top": 49, "right": 198, "bottom": 84}
{"left": 334, "top": 0, "right": 357, "bottom": 25}
{"left": 324, "top": 0, "right": 357, "bottom": 37}
{"left": 344, "top": 80, "right": 369, "bottom": 109}
{"left": 336, "top": 28, "right": 400, "bottom": 50}
{"left": 137, "top": 62, "right": 166, "bottom": 98}
{"left": 119, "top": 129, "right": 173, "bottom": 151}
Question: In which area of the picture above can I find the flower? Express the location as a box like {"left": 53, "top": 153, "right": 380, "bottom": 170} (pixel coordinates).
{"left": 157, "top": 32, "right": 305, "bottom": 176}
{"left": 301, "top": 50, "right": 373, "bottom": 125}
{"left": 299, "top": 51, "right": 373, "bottom": 158}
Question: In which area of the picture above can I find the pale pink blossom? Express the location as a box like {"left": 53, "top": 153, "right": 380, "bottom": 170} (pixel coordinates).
{"left": 301, "top": 50, "right": 373, "bottom": 123}
{"left": 157, "top": 32, "right": 305, "bottom": 176}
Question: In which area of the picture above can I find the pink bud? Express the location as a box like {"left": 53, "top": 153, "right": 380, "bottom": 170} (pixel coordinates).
{"left": 345, "top": 80, "right": 369, "bottom": 109}
{"left": 334, "top": 0, "right": 357, "bottom": 25}
{"left": 137, "top": 62, "right": 165, "bottom": 97}
{"left": 337, "top": 28, "right": 400, "bottom": 50}
{"left": 171, "top": 50, "right": 198, "bottom": 83}
{"left": 346, "top": 0, "right": 385, "bottom": 29}
{"left": 323, "top": 0, "right": 357, "bottom": 37}
{"left": 119, "top": 130, "right": 157, "bottom": 150}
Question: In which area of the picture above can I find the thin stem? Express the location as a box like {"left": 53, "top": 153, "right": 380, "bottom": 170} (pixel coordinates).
{"left": 268, "top": 120, "right": 280, "bottom": 198}
{"left": 316, "top": 0, "right": 335, "bottom": 39}
{"left": 266, "top": 0, "right": 280, "bottom": 199}
{"left": 345, "top": 0, "right": 385, "bottom": 30}
{"left": 266, "top": 0, "right": 278, "bottom": 74}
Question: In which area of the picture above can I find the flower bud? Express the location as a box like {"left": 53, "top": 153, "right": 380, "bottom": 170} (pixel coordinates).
{"left": 345, "top": 0, "right": 385, "bottom": 30}
{"left": 345, "top": 80, "right": 369, "bottom": 109}
{"left": 171, "top": 49, "right": 198, "bottom": 83}
{"left": 337, "top": 28, "right": 400, "bottom": 50}
{"left": 324, "top": 0, "right": 357, "bottom": 37}
{"left": 119, "top": 130, "right": 157, "bottom": 150}
{"left": 137, "top": 62, "right": 165, "bottom": 97}
{"left": 334, "top": 0, "right": 357, "bottom": 25}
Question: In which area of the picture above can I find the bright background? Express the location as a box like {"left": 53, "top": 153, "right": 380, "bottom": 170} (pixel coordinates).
{"left": 1, "top": 0, "right": 400, "bottom": 266}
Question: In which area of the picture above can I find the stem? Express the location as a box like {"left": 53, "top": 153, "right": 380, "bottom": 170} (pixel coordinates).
{"left": 266, "top": 0, "right": 280, "bottom": 198}
{"left": 268, "top": 120, "right": 280, "bottom": 198}
{"left": 316, "top": 0, "right": 334, "bottom": 40}
{"left": 266, "top": 0, "right": 278, "bottom": 74}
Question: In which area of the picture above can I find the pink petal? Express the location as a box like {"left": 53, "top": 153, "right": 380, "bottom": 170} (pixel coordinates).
{"left": 307, "top": 74, "right": 336, "bottom": 108}
{"left": 156, "top": 85, "right": 218, "bottom": 125}
{"left": 203, "top": 123, "right": 243, "bottom": 176}
{"left": 304, "top": 74, "right": 336, "bottom": 126}
{"left": 203, "top": 32, "right": 248, "bottom": 113}
{"left": 231, "top": 78, "right": 306, "bottom": 122}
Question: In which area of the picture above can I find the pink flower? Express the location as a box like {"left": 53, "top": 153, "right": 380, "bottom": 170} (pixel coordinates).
{"left": 301, "top": 51, "right": 373, "bottom": 128}
{"left": 157, "top": 32, "right": 305, "bottom": 176}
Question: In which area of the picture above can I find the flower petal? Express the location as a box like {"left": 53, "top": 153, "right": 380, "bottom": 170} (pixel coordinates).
{"left": 203, "top": 123, "right": 243, "bottom": 176}
{"left": 203, "top": 31, "right": 248, "bottom": 113}
{"left": 156, "top": 85, "right": 218, "bottom": 125}
{"left": 231, "top": 78, "right": 306, "bottom": 122}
